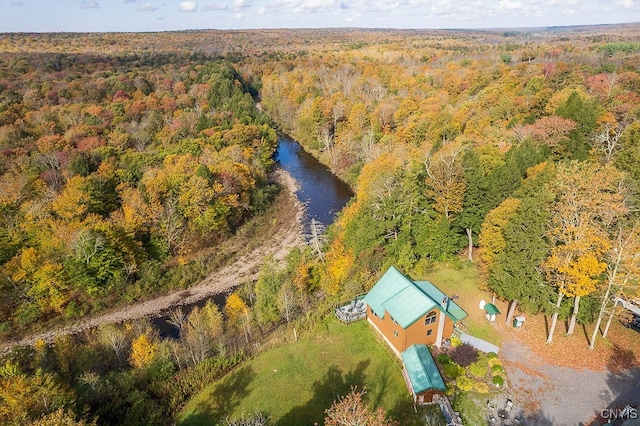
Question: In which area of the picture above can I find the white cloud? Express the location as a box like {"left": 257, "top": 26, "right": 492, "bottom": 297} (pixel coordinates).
{"left": 10, "top": 0, "right": 24, "bottom": 5}
{"left": 80, "top": 0, "right": 100, "bottom": 9}
{"left": 234, "top": 11, "right": 243, "bottom": 18}
{"left": 202, "top": 2, "right": 228, "bottom": 10}
{"left": 257, "top": 6, "right": 267, "bottom": 14}
{"left": 616, "top": 0, "right": 635, "bottom": 7}
{"left": 178, "top": 1, "right": 197, "bottom": 11}
{"left": 529, "top": 0, "right": 577, "bottom": 5}
{"left": 270, "top": 0, "right": 340, "bottom": 14}
{"left": 349, "top": 0, "right": 400, "bottom": 12}
{"left": 233, "top": 0, "right": 247, "bottom": 7}
{"left": 496, "top": 0, "right": 524, "bottom": 10}
{"left": 137, "top": 2, "right": 157, "bottom": 11}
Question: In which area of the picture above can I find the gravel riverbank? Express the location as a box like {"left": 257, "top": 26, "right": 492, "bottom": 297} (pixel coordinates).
{"left": 1, "top": 167, "right": 305, "bottom": 353}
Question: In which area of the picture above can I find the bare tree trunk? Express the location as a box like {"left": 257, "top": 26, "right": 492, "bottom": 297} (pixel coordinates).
{"left": 590, "top": 298, "right": 609, "bottom": 350}
{"left": 307, "top": 219, "right": 327, "bottom": 264}
{"left": 603, "top": 305, "right": 617, "bottom": 338}
{"left": 242, "top": 313, "right": 253, "bottom": 344}
{"left": 505, "top": 299, "right": 518, "bottom": 326}
{"left": 590, "top": 271, "right": 621, "bottom": 349}
{"left": 547, "top": 292, "right": 564, "bottom": 344}
{"left": 567, "top": 295, "right": 580, "bottom": 335}
{"left": 466, "top": 228, "right": 474, "bottom": 261}
{"left": 590, "top": 227, "right": 631, "bottom": 347}
{"left": 282, "top": 292, "right": 291, "bottom": 323}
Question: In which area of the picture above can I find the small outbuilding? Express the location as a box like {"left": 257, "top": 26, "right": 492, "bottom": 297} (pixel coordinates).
{"left": 401, "top": 344, "right": 446, "bottom": 405}
{"left": 484, "top": 303, "right": 501, "bottom": 322}
{"left": 513, "top": 315, "right": 525, "bottom": 328}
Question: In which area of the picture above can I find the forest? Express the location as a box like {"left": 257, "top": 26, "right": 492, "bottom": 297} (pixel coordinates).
{"left": 258, "top": 26, "right": 640, "bottom": 341}
{"left": 0, "top": 52, "right": 279, "bottom": 333}
{"left": 1, "top": 24, "right": 640, "bottom": 425}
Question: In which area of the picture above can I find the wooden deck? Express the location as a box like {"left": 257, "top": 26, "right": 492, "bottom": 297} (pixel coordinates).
{"left": 335, "top": 298, "right": 367, "bottom": 323}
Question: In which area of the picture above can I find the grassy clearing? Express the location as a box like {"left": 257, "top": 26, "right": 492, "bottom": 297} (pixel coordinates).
{"left": 421, "top": 263, "right": 502, "bottom": 346}
{"left": 178, "top": 318, "right": 429, "bottom": 426}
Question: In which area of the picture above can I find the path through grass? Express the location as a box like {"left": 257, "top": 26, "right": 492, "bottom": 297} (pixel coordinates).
{"left": 178, "top": 318, "right": 426, "bottom": 425}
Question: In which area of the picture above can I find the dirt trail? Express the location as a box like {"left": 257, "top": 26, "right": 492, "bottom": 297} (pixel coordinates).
{"left": 0, "top": 168, "right": 305, "bottom": 353}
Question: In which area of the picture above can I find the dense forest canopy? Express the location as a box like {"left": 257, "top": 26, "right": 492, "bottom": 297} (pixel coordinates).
{"left": 0, "top": 51, "right": 279, "bottom": 333}
{"left": 255, "top": 26, "right": 640, "bottom": 328}
{"left": 1, "top": 25, "right": 640, "bottom": 425}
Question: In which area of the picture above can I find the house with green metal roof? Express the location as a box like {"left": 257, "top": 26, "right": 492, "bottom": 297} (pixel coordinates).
{"left": 363, "top": 266, "right": 467, "bottom": 356}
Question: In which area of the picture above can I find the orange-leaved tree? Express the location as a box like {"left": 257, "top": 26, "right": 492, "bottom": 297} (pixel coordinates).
{"left": 543, "top": 161, "right": 628, "bottom": 343}
{"left": 589, "top": 220, "right": 640, "bottom": 349}
{"left": 324, "top": 387, "right": 398, "bottom": 426}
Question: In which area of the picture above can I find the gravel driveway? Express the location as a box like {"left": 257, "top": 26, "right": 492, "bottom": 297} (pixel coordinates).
{"left": 499, "top": 339, "right": 640, "bottom": 426}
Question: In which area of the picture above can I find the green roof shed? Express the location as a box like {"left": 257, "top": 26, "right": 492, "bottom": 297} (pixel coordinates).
{"left": 401, "top": 344, "right": 446, "bottom": 394}
{"left": 484, "top": 303, "right": 501, "bottom": 315}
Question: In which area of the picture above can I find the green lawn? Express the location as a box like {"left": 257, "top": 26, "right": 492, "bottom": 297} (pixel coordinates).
{"left": 422, "top": 263, "right": 502, "bottom": 346}
{"left": 178, "top": 318, "right": 428, "bottom": 426}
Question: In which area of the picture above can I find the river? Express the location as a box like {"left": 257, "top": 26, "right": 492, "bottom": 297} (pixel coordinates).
{"left": 274, "top": 135, "right": 353, "bottom": 229}
{"left": 152, "top": 136, "right": 353, "bottom": 337}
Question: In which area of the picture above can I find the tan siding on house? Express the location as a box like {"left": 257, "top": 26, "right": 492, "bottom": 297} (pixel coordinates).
{"left": 367, "top": 306, "right": 456, "bottom": 354}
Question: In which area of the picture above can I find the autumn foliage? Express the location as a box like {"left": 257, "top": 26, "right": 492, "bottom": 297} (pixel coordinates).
{"left": 0, "top": 53, "right": 278, "bottom": 333}
{"left": 324, "top": 387, "right": 398, "bottom": 426}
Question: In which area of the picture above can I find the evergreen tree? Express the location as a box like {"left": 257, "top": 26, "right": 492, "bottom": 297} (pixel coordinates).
{"left": 488, "top": 163, "right": 556, "bottom": 324}
{"left": 556, "top": 92, "right": 602, "bottom": 160}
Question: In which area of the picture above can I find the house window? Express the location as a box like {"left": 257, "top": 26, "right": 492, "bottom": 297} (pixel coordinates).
{"left": 393, "top": 330, "right": 398, "bottom": 338}
{"left": 427, "top": 330, "right": 433, "bottom": 336}
{"left": 425, "top": 311, "right": 437, "bottom": 325}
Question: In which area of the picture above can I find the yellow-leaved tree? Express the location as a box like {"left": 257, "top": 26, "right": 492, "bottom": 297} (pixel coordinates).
{"left": 129, "top": 333, "right": 158, "bottom": 369}
{"left": 324, "top": 236, "right": 354, "bottom": 295}
{"left": 225, "top": 291, "right": 252, "bottom": 343}
{"left": 424, "top": 141, "right": 466, "bottom": 220}
{"left": 590, "top": 221, "right": 640, "bottom": 349}
{"left": 479, "top": 197, "right": 521, "bottom": 275}
{"left": 543, "top": 161, "right": 628, "bottom": 343}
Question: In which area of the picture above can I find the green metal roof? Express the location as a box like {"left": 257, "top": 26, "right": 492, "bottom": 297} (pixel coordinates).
{"left": 364, "top": 266, "right": 410, "bottom": 320}
{"left": 363, "top": 266, "right": 467, "bottom": 328}
{"left": 383, "top": 286, "right": 437, "bottom": 328}
{"left": 401, "top": 344, "right": 446, "bottom": 393}
{"left": 414, "top": 280, "right": 468, "bottom": 322}
{"left": 484, "top": 303, "right": 501, "bottom": 315}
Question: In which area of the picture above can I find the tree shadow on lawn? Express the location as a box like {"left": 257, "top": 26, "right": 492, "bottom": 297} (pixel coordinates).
{"left": 276, "top": 360, "right": 370, "bottom": 425}
{"left": 180, "top": 365, "right": 256, "bottom": 426}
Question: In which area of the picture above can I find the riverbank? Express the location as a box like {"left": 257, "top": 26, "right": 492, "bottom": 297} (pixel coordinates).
{"left": 0, "top": 167, "right": 306, "bottom": 353}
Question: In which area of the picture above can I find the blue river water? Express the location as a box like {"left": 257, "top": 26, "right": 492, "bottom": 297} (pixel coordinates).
{"left": 153, "top": 136, "right": 353, "bottom": 337}
{"left": 275, "top": 135, "right": 353, "bottom": 228}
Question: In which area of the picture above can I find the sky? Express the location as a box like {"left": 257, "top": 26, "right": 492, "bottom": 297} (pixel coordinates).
{"left": 0, "top": 0, "right": 638, "bottom": 33}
